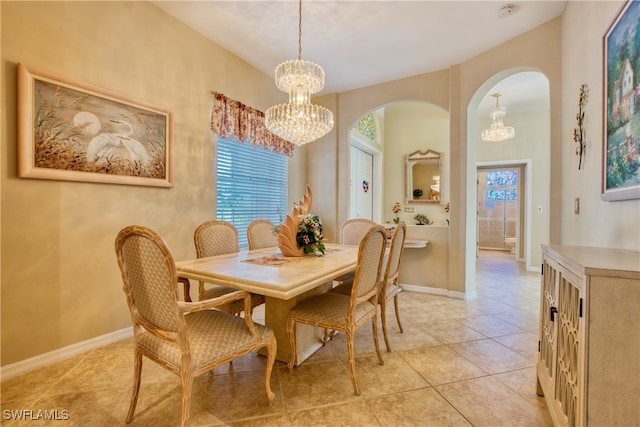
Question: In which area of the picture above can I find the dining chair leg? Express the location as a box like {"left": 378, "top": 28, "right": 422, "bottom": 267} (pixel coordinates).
{"left": 126, "top": 350, "right": 143, "bottom": 423}
{"left": 393, "top": 294, "right": 403, "bottom": 333}
{"left": 345, "top": 328, "right": 360, "bottom": 396}
{"left": 263, "top": 336, "right": 277, "bottom": 405}
{"left": 379, "top": 298, "right": 392, "bottom": 352}
{"left": 177, "top": 277, "right": 192, "bottom": 302}
{"left": 180, "top": 372, "right": 194, "bottom": 427}
{"left": 371, "top": 315, "right": 385, "bottom": 365}
{"left": 323, "top": 328, "right": 338, "bottom": 345}
{"left": 286, "top": 317, "right": 297, "bottom": 373}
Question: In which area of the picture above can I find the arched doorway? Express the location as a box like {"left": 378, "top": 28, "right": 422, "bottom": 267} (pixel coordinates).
{"left": 348, "top": 102, "right": 450, "bottom": 226}
{"left": 468, "top": 70, "right": 551, "bottom": 282}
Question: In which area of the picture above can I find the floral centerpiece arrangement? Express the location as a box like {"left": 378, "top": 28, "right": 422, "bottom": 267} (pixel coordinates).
{"left": 296, "top": 214, "right": 325, "bottom": 255}
{"left": 278, "top": 185, "right": 325, "bottom": 257}
{"left": 392, "top": 202, "right": 402, "bottom": 224}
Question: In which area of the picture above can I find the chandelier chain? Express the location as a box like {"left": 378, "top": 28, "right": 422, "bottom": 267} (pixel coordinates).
{"left": 298, "top": 0, "right": 302, "bottom": 60}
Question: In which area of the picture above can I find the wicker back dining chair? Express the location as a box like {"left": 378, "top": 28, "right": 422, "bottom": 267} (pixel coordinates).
{"left": 378, "top": 222, "right": 407, "bottom": 350}
{"left": 332, "top": 218, "right": 377, "bottom": 287}
{"left": 194, "top": 220, "right": 265, "bottom": 315}
{"left": 331, "top": 223, "right": 407, "bottom": 352}
{"left": 325, "top": 218, "right": 379, "bottom": 344}
{"left": 115, "top": 225, "right": 276, "bottom": 427}
{"left": 340, "top": 218, "right": 377, "bottom": 245}
{"left": 286, "top": 225, "right": 388, "bottom": 395}
{"left": 247, "top": 219, "right": 278, "bottom": 250}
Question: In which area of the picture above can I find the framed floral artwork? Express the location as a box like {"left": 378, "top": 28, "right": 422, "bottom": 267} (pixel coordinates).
{"left": 17, "top": 63, "right": 173, "bottom": 187}
{"left": 602, "top": 0, "right": 640, "bottom": 201}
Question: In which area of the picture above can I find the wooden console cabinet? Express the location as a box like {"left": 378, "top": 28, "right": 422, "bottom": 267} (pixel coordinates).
{"left": 537, "top": 245, "right": 640, "bottom": 426}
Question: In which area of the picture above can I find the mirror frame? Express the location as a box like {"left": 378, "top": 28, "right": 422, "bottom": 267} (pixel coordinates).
{"left": 405, "top": 149, "right": 442, "bottom": 205}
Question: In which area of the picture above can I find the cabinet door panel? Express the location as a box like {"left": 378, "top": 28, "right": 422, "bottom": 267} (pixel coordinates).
{"left": 554, "top": 272, "right": 582, "bottom": 427}
{"left": 539, "top": 259, "right": 558, "bottom": 379}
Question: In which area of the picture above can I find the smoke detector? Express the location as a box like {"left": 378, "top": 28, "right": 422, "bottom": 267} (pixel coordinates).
{"left": 497, "top": 4, "right": 518, "bottom": 18}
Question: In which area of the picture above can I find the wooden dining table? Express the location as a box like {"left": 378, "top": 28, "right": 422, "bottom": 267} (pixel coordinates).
{"left": 175, "top": 243, "right": 360, "bottom": 364}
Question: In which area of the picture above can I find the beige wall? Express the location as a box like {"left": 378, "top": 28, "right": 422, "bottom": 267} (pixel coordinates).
{"left": 0, "top": 1, "right": 303, "bottom": 365}
{"left": 305, "top": 94, "right": 338, "bottom": 243}
{"left": 2, "top": 1, "right": 638, "bottom": 367}
{"left": 561, "top": 1, "right": 640, "bottom": 249}
{"left": 400, "top": 225, "right": 450, "bottom": 293}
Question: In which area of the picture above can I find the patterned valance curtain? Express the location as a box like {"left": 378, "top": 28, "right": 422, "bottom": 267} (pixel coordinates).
{"left": 210, "top": 92, "right": 294, "bottom": 156}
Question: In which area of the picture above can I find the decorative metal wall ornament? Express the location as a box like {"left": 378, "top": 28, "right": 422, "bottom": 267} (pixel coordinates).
{"left": 573, "top": 83, "right": 588, "bottom": 170}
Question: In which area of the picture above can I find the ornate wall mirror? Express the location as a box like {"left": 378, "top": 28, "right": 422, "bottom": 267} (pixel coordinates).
{"left": 405, "top": 149, "right": 442, "bottom": 205}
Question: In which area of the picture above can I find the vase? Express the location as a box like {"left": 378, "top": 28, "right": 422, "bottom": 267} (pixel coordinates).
{"left": 277, "top": 225, "right": 305, "bottom": 257}
{"left": 277, "top": 184, "right": 311, "bottom": 257}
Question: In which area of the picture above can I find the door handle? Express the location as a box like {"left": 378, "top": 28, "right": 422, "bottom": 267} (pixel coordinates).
{"left": 550, "top": 306, "right": 558, "bottom": 322}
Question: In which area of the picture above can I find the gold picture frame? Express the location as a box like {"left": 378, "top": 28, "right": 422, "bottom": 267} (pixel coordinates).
{"left": 17, "top": 63, "right": 173, "bottom": 187}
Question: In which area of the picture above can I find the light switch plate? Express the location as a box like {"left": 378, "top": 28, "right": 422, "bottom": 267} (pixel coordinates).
{"left": 574, "top": 197, "right": 580, "bottom": 214}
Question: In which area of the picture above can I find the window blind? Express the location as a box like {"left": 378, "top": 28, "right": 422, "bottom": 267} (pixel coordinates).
{"left": 216, "top": 137, "right": 288, "bottom": 248}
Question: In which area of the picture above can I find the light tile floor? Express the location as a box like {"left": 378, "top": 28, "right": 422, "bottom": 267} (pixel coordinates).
{"left": 1, "top": 250, "right": 552, "bottom": 426}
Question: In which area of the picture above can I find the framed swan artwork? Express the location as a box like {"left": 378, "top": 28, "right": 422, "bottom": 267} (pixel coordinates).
{"left": 17, "top": 63, "right": 173, "bottom": 187}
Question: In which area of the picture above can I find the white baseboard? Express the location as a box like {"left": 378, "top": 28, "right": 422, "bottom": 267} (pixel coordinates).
{"left": 1, "top": 327, "right": 133, "bottom": 381}
{"left": 400, "top": 283, "right": 476, "bottom": 300}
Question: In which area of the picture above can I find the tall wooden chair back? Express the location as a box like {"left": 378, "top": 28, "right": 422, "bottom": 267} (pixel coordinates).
{"left": 115, "top": 225, "right": 276, "bottom": 427}
{"left": 193, "top": 220, "right": 265, "bottom": 314}
{"left": 340, "top": 218, "right": 377, "bottom": 245}
{"left": 286, "top": 225, "right": 388, "bottom": 395}
{"left": 247, "top": 219, "right": 278, "bottom": 250}
{"left": 379, "top": 222, "right": 407, "bottom": 351}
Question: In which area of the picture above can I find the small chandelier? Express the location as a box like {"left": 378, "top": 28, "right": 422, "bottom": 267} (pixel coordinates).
{"left": 481, "top": 93, "right": 515, "bottom": 142}
{"left": 265, "top": 0, "right": 334, "bottom": 146}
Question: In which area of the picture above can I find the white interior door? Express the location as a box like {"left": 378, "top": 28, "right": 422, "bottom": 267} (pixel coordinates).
{"left": 350, "top": 145, "right": 373, "bottom": 218}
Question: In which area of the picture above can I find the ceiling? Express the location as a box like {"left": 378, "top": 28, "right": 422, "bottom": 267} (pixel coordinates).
{"left": 153, "top": 1, "right": 566, "bottom": 115}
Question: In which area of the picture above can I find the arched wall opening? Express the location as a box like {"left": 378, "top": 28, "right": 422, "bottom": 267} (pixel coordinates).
{"left": 466, "top": 69, "right": 551, "bottom": 287}
{"left": 346, "top": 102, "right": 451, "bottom": 227}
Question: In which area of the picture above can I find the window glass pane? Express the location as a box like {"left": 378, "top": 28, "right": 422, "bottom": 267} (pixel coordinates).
{"left": 485, "top": 170, "right": 519, "bottom": 201}
{"left": 486, "top": 170, "right": 518, "bottom": 186}
{"left": 216, "top": 137, "right": 287, "bottom": 248}
{"left": 487, "top": 189, "right": 505, "bottom": 200}
{"left": 354, "top": 114, "right": 376, "bottom": 141}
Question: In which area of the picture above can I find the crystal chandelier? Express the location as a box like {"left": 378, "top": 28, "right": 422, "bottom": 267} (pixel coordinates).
{"left": 481, "top": 93, "right": 515, "bottom": 142}
{"left": 265, "top": 0, "right": 334, "bottom": 146}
